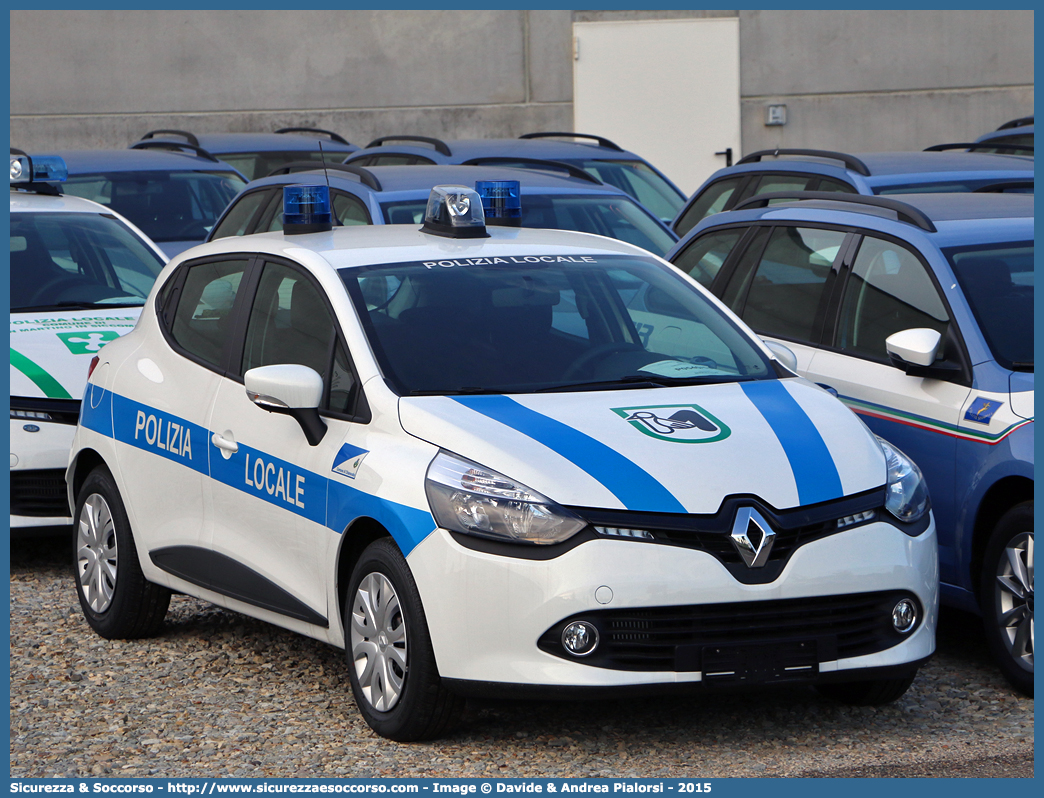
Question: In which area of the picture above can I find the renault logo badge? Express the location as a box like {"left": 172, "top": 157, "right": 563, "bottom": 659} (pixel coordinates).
{"left": 730, "top": 507, "right": 776, "bottom": 568}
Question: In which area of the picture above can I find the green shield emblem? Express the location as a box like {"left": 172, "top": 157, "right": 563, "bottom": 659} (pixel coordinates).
{"left": 613, "top": 403, "right": 731, "bottom": 443}
{"left": 57, "top": 330, "right": 121, "bottom": 354}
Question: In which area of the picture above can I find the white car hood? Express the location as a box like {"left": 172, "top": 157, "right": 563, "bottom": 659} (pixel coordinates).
{"left": 10, "top": 309, "right": 142, "bottom": 401}
{"left": 399, "top": 378, "right": 886, "bottom": 514}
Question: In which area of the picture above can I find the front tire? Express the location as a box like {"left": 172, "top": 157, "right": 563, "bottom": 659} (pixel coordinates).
{"left": 816, "top": 671, "right": 917, "bottom": 706}
{"left": 979, "top": 502, "right": 1033, "bottom": 696}
{"left": 74, "top": 465, "right": 171, "bottom": 639}
{"left": 345, "top": 538, "right": 463, "bottom": 741}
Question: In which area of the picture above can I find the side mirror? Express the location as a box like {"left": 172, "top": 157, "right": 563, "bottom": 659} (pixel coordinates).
{"left": 885, "top": 328, "right": 942, "bottom": 367}
{"left": 244, "top": 364, "right": 327, "bottom": 446}
{"left": 763, "top": 339, "right": 798, "bottom": 373}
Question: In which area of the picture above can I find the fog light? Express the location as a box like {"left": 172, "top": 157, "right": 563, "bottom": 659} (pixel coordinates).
{"left": 561, "top": 621, "right": 599, "bottom": 657}
{"left": 892, "top": 599, "right": 917, "bottom": 633}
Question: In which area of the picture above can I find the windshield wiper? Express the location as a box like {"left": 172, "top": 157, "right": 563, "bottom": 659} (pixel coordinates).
{"left": 14, "top": 301, "right": 144, "bottom": 312}
{"left": 534, "top": 374, "right": 743, "bottom": 393}
{"left": 1011, "top": 361, "right": 1034, "bottom": 371}
{"left": 409, "top": 387, "right": 509, "bottom": 396}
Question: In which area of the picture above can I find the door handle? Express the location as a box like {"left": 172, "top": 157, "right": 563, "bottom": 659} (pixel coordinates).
{"left": 211, "top": 431, "right": 239, "bottom": 458}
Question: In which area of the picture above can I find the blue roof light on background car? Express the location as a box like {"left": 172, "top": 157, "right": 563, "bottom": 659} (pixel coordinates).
{"left": 283, "top": 184, "right": 332, "bottom": 235}
{"left": 475, "top": 180, "right": 522, "bottom": 227}
{"left": 421, "top": 185, "right": 489, "bottom": 239}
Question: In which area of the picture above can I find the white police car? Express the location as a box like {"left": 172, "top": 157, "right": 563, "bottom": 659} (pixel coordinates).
{"left": 10, "top": 150, "right": 167, "bottom": 529}
{"left": 67, "top": 183, "right": 938, "bottom": 741}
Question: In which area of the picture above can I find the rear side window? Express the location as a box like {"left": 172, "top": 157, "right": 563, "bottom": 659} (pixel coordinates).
{"left": 210, "top": 190, "right": 273, "bottom": 240}
{"left": 671, "top": 229, "right": 744, "bottom": 287}
{"left": 731, "top": 226, "right": 846, "bottom": 343}
{"left": 169, "top": 259, "right": 250, "bottom": 368}
{"left": 673, "top": 176, "right": 744, "bottom": 237}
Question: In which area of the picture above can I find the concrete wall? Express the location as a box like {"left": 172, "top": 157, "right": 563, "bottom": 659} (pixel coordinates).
{"left": 10, "top": 9, "right": 1034, "bottom": 167}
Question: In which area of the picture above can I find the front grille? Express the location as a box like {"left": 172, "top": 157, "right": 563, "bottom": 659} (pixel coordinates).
{"left": 10, "top": 469, "right": 71, "bottom": 517}
{"left": 10, "top": 396, "right": 82, "bottom": 425}
{"left": 539, "top": 590, "right": 919, "bottom": 674}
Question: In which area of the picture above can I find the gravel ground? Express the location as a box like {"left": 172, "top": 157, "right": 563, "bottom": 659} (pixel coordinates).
{"left": 9, "top": 532, "right": 1034, "bottom": 779}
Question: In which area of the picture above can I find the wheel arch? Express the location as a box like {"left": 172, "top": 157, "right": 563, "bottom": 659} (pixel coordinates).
{"left": 67, "top": 448, "right": 110, "bottom": 511}
{"left": 970, "top": 475, "right": 1034, "bottom": 603}
{"left": 334, "top": 516, "right": 396, "bottom": 636}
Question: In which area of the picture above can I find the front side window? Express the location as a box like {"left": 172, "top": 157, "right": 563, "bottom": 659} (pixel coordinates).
{"left": 169, "top": 259, "right": 249, "bottom": 368}
{"left": 733, "top": 226, "right": 846, "bottom": 344}
{"left": 670, "top": 229, "right": 744, "bottom": 287}
{"left": 944, "top": 242, "right": 1033, "bottom": 371}
{"left": 673, "top": 177, "right": 744, "bottom": 237}
{"left": 341, "top": 255, "right": 773, "bottom": 396}
{"left": 836, "top": 236, "right": 949, "bottom": 361}
{"left": 10, "top": 211, "right": 166, "bottom": 311}
{"left": 63, "top": 170, "right": 246, "bottom": 243}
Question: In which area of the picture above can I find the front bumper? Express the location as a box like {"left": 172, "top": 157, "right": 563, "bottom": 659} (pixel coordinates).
{"left": 10, "top": 418, "right": 76, "bottom": 527}
{"left": 406, "top": 516, "right": 938, "bottom": 688}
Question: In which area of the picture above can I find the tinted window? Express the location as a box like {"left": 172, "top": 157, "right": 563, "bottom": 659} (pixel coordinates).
{"left": 673, "top": 177, "right": 744, "bottom": 237}
{"left": 218, "top": 151, "right": 336, "bottom": 182}
{"left": 574, "top": 159, "right": 685, "bottom": 222}
{"left": 10, "top": 211, "right": 165, "bottom": 311}
{"left": 753, "top": 174, "right": 814, "bottom": 197}
{"left": 816, "top": 178, "right": 857, "bottom": 194}
{"left": 671, "top": 229, "right": 743, "bottom": 287}
{"left": 736, "top": 227, "right": 846, "bottom": 343}
{"left": 170, "top": 259, "right": 249, "bottom": 368}
{"left": 836, "top": 236, "right": 949, "bottom": 360}
{"left": 944, "top": 242, "right": 1033, "bottom": 371}
{"left": 210, "top": 190, "right": 273, "bottom": 240}
{"left": 348, "top": 154, "right": 435, "bottom": 167}
{"left": 63, "top": 170, "right": 246, "bottom": 243}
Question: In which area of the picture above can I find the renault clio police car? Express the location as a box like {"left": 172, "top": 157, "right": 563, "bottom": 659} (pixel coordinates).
{"left": 10, "top": 151, "right": 167, "bottom": 529}
{"left": 67, "top": 183, "right": 938, "bottom": 741}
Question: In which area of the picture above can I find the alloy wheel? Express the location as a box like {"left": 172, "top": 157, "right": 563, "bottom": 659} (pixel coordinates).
{"left": 77, "top": 493, "right": 118, "bottom": 613}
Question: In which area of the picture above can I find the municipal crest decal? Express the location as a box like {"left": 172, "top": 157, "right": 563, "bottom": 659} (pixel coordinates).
{"left": 612, "top": 403, "right": 730, "bottom": 443}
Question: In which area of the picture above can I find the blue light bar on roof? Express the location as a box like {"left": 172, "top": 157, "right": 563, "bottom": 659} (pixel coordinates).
{"left": 476, "top": 180, "right": 521, "bottom": 227}
{"left": 10, "top": 154, "right": 67, "bottom": 185}
{"left": 283, "top": 184, "right": 332, "bottom": 235}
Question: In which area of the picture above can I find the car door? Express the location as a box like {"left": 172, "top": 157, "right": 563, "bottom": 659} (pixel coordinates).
{"left": 113, "top": 256, "right": 253, "bottom": 560}
{"left": 800, "top": 233, "right": 969, "bottom": 584}
{"left": 204, "top": 257, "right": 369, "bottom": 634}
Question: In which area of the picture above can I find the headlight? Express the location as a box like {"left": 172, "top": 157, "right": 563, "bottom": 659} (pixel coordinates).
{"left": 877, "top": 437, "right": 929, "bottom": 523}
{"left": 425, "top": 451, "right": 587, "bottom": 545}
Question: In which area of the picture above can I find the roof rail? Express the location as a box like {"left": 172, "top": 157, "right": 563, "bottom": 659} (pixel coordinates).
{"left": 130, "top": 139, "right": 221, "bottom": 163}
{"left": 926, "top": 142, "right": 1034, "bottom": 155}
{"left": 265, "top": 161, "right": 382, "bottom": 191}
{"left": 364, "top": 135, "right": 452, "bottom": 156}
{"left": 518, "top": 132, "right": 623, "bottom": 152}
{"left": 138, "top": 129, "right": 200, "bottom": 147}
{"left": 735, "top": 149, "right": 871, "bottom": 176}
{"left": 732, "top": 190, "right": 937, "bottom": 233}
{"left": 275, "top": 127, "right": 350, "bottom": 145}
{"left": 972, "top": 180, "right": 1035, "bottom": 193}
{"left": 460, "top": 156, "right": 601, "bottom": 184}
{"left": 997, "top": 116, "right": 1033, "bottom": 131}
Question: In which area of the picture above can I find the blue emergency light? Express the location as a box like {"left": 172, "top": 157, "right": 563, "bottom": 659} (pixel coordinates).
{"left": 10, "top": 150, "right": 68, "bottom": 187}
{"left": 283, "top": 184, "right": 332, "bottom": 235}
{"left": 421, "top": 185, "right": 489, "bottom": 239}
{"left": 475, "top": 180, "right": 521, "bottom": 227}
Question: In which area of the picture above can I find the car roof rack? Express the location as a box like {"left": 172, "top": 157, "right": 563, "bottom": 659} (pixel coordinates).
{"left": 460, "top": 156, "right": 602, "bottom": 184}
{"left": 735, "top": 148, "right": 872, "bottom": 176}
{"left": 265, "top": 161, "right": 382, "bottom": 191}
{"left": 518, "top": 132, "right": 624, "bottom": 152}
{"left": 275, "top": 127, "right": 351, "bottom": 145}
{"left": 732, "top": 190, "right": 937, "bottom": 233}
{"left": 926, "top": 142, "right": 1035, "bottom": 155}
{"left": 138, "top": 129, "right": 200, "bottom": 147}
{"left": 363, "top": 135, "right": 452, "bottom": 156}
{"left": 130, "top": 139, "right": 221, "bottom": 162}
{"left": 997, "top": 116, "right": 1033, "bottom": 131}
{"left": 972, "top": 180, "right": 1035, "bottom": 193}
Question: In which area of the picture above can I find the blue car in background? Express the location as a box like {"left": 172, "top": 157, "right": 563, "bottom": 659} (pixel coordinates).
{"left": 665, "top": 190, "right": 1033, "bottom": 695}
{"left": 31, "top": 148, "right": 247, "bottom": 257}
{"left": 342, "top": 132, "right": 687, "bottom": 225}
{"left": 972, "top": 116, "right": 1034, "bottom": 155}
{"left": 132, "top": 127, "right": 359, "bottom": 181}
{"left": 671, "top": 148, "right": 1034, "bottom": 237}
{"left": 207, "top": 161, "right": 679, "bottom": 256}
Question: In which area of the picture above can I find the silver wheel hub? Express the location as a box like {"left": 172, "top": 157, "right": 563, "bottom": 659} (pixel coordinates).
{"left": 994, "top": 531, "right": 1033, "bottom": 672}
{"left": 350, "top": 572, "right": 407, "bottom": 711}
{"left": 77, "top": 493, "right": 118, "bottom": 614}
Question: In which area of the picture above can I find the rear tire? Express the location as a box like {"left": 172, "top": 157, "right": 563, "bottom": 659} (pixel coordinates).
{"left": 74, "top": 465, "right": 171, "bottom": 639}
{"left": 345, "top": 538, "right": 464, "bottom": 741}
{"left": 816, "top": 671, "right": 917, "bottom": 706}
{"left": 979, "top": 502, "right": 1033, "bottom": 696}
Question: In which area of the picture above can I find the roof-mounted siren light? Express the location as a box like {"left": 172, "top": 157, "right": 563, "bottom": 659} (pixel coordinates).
{"left": 10, "top": 150, "right": 67, "bottom": 186}
{"left": 476, "top": 180, "right": 521, "bottom": 227}
{"left": 283, "top": 184, "right": 332, "bottom": 235}
{"left": 421, "top": 185, "right": 489, "bottom": 238}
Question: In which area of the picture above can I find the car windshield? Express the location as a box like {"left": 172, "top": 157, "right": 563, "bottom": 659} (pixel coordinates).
{"left": 943, "top": 241, "right": 1033, "bottom": 371}
{"left": 341, "top": 254, "right": 774, "bottom": 396}
{"left": 216, "top": 151, "right": 331, "bottom": 181}
{"left": 62, "top": 170, "right": 246, "bottom": 242}
{"left": 380, "top": 194, "right": 677, "bottom": 256}
{"left": 10, "top": 211, "right": 166, "bottom": 311}
{"left": 572, "top": 159, "right": 686, "bottom": 223}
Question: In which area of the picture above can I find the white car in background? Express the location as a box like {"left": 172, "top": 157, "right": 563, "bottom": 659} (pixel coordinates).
{"left": 10, "top": 150, "right": 167, "bottom": 529}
